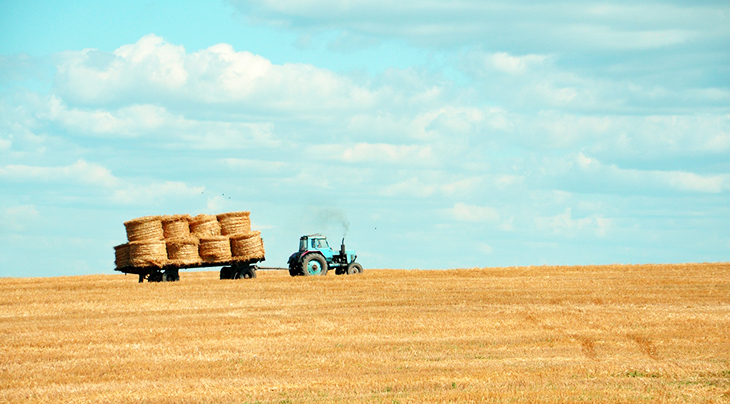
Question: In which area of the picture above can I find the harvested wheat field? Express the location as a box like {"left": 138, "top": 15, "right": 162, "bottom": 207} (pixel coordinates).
{"left": 1, "top": 263, "right": 729, "bottom": 403}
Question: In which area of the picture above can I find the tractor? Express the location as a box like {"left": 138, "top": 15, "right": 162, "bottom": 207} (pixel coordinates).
{"left": 287, "top": 234, "right": 362, "bottom": 276}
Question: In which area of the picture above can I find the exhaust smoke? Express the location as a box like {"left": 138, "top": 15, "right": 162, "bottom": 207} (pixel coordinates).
{"left": 309, "top": 207, "right": 350, "bottom": 238}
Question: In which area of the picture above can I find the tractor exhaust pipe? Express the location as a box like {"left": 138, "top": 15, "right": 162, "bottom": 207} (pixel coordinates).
{"left": 340, "top": 237, "right": 346, "bottom": 257}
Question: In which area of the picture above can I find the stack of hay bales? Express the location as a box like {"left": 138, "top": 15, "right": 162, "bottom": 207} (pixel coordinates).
{"left": 122, "top": 216, "right": 168, "bottom": 268}
{"left": 115, "top": 210, "right": 265, "bottom": 270}
{"left": 163, "top": 214, "right": 200, "bottom": 266}
{"left": 230, "top": 231, "right": 265, "bottom": 262}
{"left": 218, "top": 211, "right": 265, "bottom": 262}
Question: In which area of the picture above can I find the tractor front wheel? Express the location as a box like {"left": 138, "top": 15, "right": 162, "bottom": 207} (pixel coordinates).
{"left": 301, "top": 254, "right": 328, "bottom": 276}
{"left": 347, "top": 263, "right": 363, "bottom": 275}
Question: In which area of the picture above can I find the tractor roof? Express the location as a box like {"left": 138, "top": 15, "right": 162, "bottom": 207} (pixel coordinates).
{"left": 302, "top": 233, "right": 326, "bottom": 239}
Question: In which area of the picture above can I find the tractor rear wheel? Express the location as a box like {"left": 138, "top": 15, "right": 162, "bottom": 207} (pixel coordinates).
{"left": 347, "top": 263, "right": 363, "bottom": 275}
{"left": 301, "top": 254, "right": 327, "bottom": 276}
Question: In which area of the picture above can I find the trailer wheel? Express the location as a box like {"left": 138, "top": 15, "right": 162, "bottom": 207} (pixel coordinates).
{"left": 301, "top": 254, "right": 327, "bottom": 276}
{"left": 235, "top": 266, "right": 256, "bottom": 279}
{"left": 148, "top": 271, "right": 163, "bottom": 282}
{"left": 347, "top": 263, "right": 363, "bottom": 275}
{"left": 220, "top": 266, "right": 235, "bottom": 280}
{"left": 164, "top": 269, "right": 180, "bottom": 282}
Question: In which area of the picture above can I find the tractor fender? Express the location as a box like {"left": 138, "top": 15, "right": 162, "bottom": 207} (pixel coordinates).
{"left": 299, "top": 251, "right": 325, "bottom": 262}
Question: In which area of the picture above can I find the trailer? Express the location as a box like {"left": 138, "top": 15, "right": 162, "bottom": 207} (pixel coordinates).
{"left": 115, "top": 257, "right": 263, "bottom": 283}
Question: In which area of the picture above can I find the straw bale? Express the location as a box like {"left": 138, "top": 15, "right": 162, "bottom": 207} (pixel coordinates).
{"left": 230, "top": 231, "right": 265, "bottom": 261}
{"left": 114, "top": 243, "right": 130, "bottom": 269}
{"left": 190, "top": 214, "right": 221, "bottom": 238}
{"left": 166, "top": 237, "right": 200, "bottom": 266}
{"left": 129, "top": 240, "right": 168, "bottom": 268}
{"left": 217, "top": 211, "right": 251, "bottom": 236}
{"left": 199, "top": 236, "right": 231, "bottom": 263}
{"left": 124, "top": 215, "right": 164, "bottom": 242}
{"left": 161, "top": 214, "right": 191, "bottom": 239}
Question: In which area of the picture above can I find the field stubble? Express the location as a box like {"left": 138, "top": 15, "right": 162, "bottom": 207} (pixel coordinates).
{"left": 1, "top": 263, "right": 729, "bottom": 403}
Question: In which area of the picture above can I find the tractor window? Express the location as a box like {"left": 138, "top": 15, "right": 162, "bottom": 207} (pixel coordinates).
{"left": 300, "top": 238, "right": 307, "bottom": 251}
{"left": 312, "top": 238, "right": 329, "bottom": 249}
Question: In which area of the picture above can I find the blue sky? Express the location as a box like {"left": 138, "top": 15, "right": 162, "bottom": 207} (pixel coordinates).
{"left": 1, "top": 0, "right": 728, "bottom": 277}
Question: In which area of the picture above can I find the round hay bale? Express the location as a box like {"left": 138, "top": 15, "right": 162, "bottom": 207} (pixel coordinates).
{"left": 199, "top": 236, "right": 231, "bottom": 263}
{"left": 217, "top": 211, "right": 251, "bottom": 235}
{"left": 129, "top": 240, "right": 168, "bottom": 268}
{"left": 190, "top": 214, "right": 221, "bottom": 238}
{"left": 166, "top": 237, "right": 200, "bottom": 266}
{"left": 161, "top": 214, "right": 191, "bottom": 239}
{"left": 124, "top": 215, "right": 164, "bottom": 242}
{"left": 114, "top": 243, "right": 130, "bottom": 269}
{"left": 230, "top": 231, "right": 265, "bottom": 261}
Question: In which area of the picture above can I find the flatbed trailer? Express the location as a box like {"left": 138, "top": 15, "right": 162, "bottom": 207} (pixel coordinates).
{"left": 116, "top": 257, "right": 264, "bottom": 283}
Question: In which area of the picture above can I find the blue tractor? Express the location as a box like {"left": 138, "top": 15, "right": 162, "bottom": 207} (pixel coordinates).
{"left": 287, "top": 234, "right": 362, "bottom": 276}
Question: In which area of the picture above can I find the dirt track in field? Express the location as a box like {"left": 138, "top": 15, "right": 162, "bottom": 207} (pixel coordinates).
{"left": 1, "top": 263, "right": 729, "bottom": 403}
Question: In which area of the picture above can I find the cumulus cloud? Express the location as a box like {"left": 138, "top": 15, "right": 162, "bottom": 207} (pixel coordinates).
{"left": 488, "top": 52, "right": 549, "bottom": 75}
{"left": 2, "top": 205, "right": 40, "bottom": 232}
{"left": 112, "top": 181, "right": 205, "bottom": 205}
{"left": 54, "top": 34, "right": 379, "bottom": 113}
{"left": 311, "top": 143, "right": 434, "bottom": 166}
{"left": 545, "top": 153, "right": 730, "bottom": 195}
{"left": 451, "top": 202, "right": 500, "bottom": 223}
{"left": 0, "top": 159, "right": 119, "bottom": 187}
{"left": 0, "top": 135, "right": 10, "bottom": 151}
{"left": 535, "top": 207, "right": 611, "bottom": 237}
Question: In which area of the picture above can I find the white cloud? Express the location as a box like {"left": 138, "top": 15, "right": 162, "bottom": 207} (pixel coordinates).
{"left": 43, "top": 96, "right": 170, "bottom": 137}
{"left": 223, "top": 158, "right": 289, "bottom": 173}
{"left": 2, "top": 205, "right": 40, "bottom": 232}
{"left": 232, "top": 0, "right": 723, "bottom": 51}
{"left": 662, "top": 171, "right": 726, "bottom": 194}
{"left": 451, "top": 202, "right": 500, "bottom": 223}
{"left": 0, "top": 159, "right": 119, "bottom": 187}
{"left": 535, "top": 208, "right": 610, "bottom": 237}
{"left": 546, "top": 153, "right": 730, "bottom": 195}
{"left": 490, "top": 52, "right": 548, "bottom": 75}
{"left": 312, "top": 143, "right": 434, "bottom": 165}
{"left": 54, "top": 34, "right": 379, "bottom": 113}
{"left": 111, "top": 181, "right": 205, "bottom": 205}
{"left": 478, "top": 242, "right": 494, "bottom": 254}
{"left": 40, "top": 96, "right": 280, "bottom": 148}
{"left": 0, "top": 135, "right": 10, "bottom": 151}
{"left": 380, "top": 177, "right": 435, "bottom": 198}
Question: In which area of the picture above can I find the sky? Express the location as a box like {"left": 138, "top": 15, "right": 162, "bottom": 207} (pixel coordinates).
{"left": 0, "top": 0, "right": 729, "bottom": 277}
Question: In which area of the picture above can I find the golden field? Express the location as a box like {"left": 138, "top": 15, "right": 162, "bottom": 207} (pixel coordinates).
{"left": 1, "top": 263, "right": 729, "bottom": 403}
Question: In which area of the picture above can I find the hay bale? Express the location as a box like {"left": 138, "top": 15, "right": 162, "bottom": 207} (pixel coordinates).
{"left": 230, "top": 231, "right": 265, "bottom": 261}
{"left": 199, "top": 236, "right": 231, "bottom": 263}
{"left": 190, "top": 214, "right": 221, "bottom": 238}
{"left": 129, "top": 240, "right": 167, "bottom": 268}
{"left": 124, "top": 215, "right": 164, "bottom": 242}
{"left": 114, "top": 243, "right": 130, "bottom": 269}
{"left": 162, "top": 214, "right": 191, "bottom": 239}
{"left": 217, "top": 211, "right": 251, "bottom": 236}
{"left": 166, "top": 238, "right": 200, "bottom": 266}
